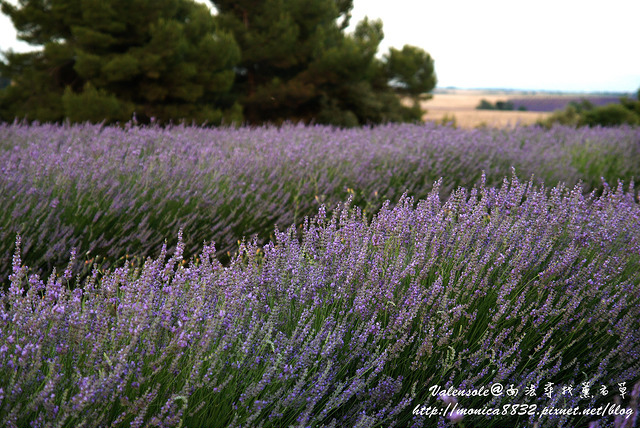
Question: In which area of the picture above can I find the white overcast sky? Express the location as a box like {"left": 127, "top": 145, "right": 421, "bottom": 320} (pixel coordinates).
{"left": 1, "top": 0, "right": 639, "bottom": 92}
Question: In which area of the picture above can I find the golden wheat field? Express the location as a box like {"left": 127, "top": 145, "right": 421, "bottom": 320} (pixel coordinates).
{"left": 419, "top": 89, "right": 552, "bottom": 128}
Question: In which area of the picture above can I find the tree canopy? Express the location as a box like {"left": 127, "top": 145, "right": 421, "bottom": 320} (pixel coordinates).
{"left": 384, "top": 45, "right": 436, "bottom": 107}
{"left": 0, "top": 0, "right": 241, "bottom": 124}
{"left": 211, "top": 0, "right": 436, "bottom": 125}
{"left": 1, "top": 0, "right": 437, "bottom": 126}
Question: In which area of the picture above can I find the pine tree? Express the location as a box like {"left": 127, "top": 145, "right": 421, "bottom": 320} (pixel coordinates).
{"left": 211, "top": 0, "right": 434, "bottom": 126}
{"left": 0, "top": 0, "right": 241, "bottom": 124}
{"left": 385, "top": 44, "right": 437, "bottom": 110}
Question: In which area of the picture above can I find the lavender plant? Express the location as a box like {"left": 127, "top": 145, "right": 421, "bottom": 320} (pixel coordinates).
{"left": 1, "top": 175, "right": 638, "bottom": 427}
{"left": 1, "top": 122, "right": 639, "bottom": 283}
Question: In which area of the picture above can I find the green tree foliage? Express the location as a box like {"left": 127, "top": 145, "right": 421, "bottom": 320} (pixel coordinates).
{"left": 579, "top": 103, "right": 639, "bottom": 127}
{"left": 211, "top": 0, "right": 435, "bottom": 126}
{"left": 1, "top": 0, "right": 437, "bottom": 126}
{"left": 476, "top": 99, "right": 519, "bottom": 111}
{"left": 538, "top": 104, "right": 582, "bottom": 127}
{"left": 62, "top": 82, "right": 134, "bottom": 123}
{"left": 384, "top": 44, "right": 436, "bottom": 109}
{"left": 477, "top": 99, "right": 495, "bottom": 110}
{"left": 620, "top": 92, "right": 640, "bottom": 117}
{"left": 0, "top": 0, "right": 240, "bottom": 124}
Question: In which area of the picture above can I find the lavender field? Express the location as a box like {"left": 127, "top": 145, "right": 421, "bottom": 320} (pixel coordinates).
{"left": 2, "top": 122, "right": 640, "bottom": 282}
{"left": 1, "top": 122, "right": 640, "bottom": 427}
{"left": 508, "top": 96, "right": 624, "bottom": 113}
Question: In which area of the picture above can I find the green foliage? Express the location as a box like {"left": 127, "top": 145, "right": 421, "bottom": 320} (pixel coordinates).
{"left": 539, "top": 92, "right": 640, "bottom": 128}
{"left": 579, "top": 103, "right": 639, "bottom": 127}
{"left": 495, "top": 100, "right": 514, "bottom": 110}
{"left": 477, "top": 99, "right": 494, "bottom": 110}
{"left": 384, "top": 44, "right": 436, "bottom": 108}
{"left": 211, "top": 0, "right": 434, "bottom": 126}
{"left": 569, "top": 98, "right": 595, "bottom": 113}
{"left": 1, "top": 0, "right": 437, "bottom": 126}
{"left": 476, "top": 99, "right": 517, "bottom": 111}
{"left": 537, "top": 105, "right": 581, "bottom": 128}
{"left": 621, "top": 94, "right": 640, "bottom": 116}
{"left": 0, "top": 50, "right": 68, "bottom": 122}
{"left": 62, "top": 83, "right": 134, "bottom": 124}
{"left": 0, "top": 0, "right": 240, "bottom": 124}
{"left": 439, "top": 113, "right": 457, "bottom": 128}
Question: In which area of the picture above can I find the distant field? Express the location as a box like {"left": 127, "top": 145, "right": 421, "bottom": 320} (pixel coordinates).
{"left": 419, "top": 89, "right": 629, "bottom": 128}
{"left": 420, "top": 89, "right": 551, "bottom": 128}
{"left": 509, "top": 95, "right": 623, "bottom": 112}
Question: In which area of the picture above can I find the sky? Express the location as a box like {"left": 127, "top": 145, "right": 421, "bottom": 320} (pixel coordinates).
{"left": 1, "top": 0, "right": 639, "bottom": 93}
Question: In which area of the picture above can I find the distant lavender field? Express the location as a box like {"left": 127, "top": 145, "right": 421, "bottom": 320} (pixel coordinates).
{"left": 509, "top": 96, "right": 623, "bottom": 112}
{"left": 2, "top": 122, "right": 640, "bottom": 283}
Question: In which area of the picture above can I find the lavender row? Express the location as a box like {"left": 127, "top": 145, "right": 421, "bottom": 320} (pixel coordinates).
{"left": 2, "top": 122, "right": 640, "bottom": 282}
{"left": 509, "top": 96, "right": 625, "bottom": 112}
{"left": 1, "top": 176, "right": 639, "bottom": 427}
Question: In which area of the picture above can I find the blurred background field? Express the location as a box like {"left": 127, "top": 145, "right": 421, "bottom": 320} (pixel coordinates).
{"left": 420, "top": 88, "right": 634, "bottom": 128}
{"left": 421, "top": 89, "right": 550, "bottom": 127}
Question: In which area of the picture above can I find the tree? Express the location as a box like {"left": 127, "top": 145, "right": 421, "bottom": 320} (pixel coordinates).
{"left": 476, "top": 99, "right": 518, "bottom": 111}
{"left": 0, "top": 0, "right": 241, "bottom": 124}
{"left": 210, "top": 0, "right": 433, "bottom": 126}
{"left": 384, "top": 44, "right": 436, "bottom": 109}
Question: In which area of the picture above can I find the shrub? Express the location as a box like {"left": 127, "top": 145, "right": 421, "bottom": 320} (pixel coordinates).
{"left": 579, "top": 103, "right": 640, "bottom": 127}
{"left": 476, "top": 99, "right": 517, "bottom": 111}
